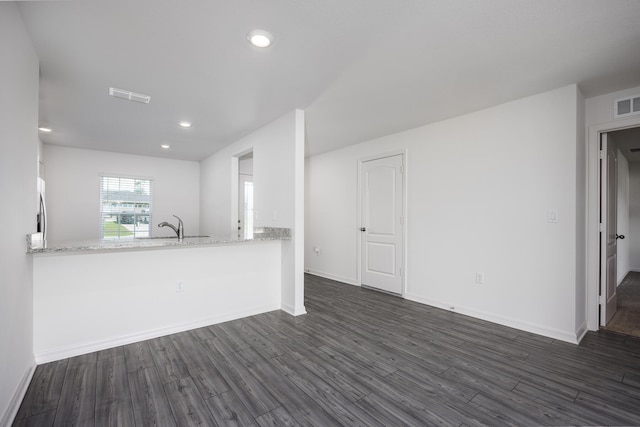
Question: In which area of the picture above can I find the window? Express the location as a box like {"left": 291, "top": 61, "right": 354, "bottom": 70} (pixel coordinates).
{"left": 100, "top": 176, "right": 152, "bottom": 239}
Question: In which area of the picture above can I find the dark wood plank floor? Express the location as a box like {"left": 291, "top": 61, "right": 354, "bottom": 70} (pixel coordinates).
{"left": 14, "top": 274, "right": 640, "bottom": 426}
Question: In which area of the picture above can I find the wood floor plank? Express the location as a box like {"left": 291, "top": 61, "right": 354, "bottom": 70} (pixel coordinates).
{"left": 269, "top": 352, "right": 385, "bottom": 427}
{"left": 96, "top": 346, "right": 124, "bottom": 361}
{"left": 255, "top": 406, "right": 301, "bottom": 427}
{"left": 189, "top": 325, "right": 218, "bottom": 342}
{"left": 354, "top": 392, "right": 427, "bottom": 427}
{"left": 210, "top": 323, "right": 251, "bottom": 353}
{"left": 171, "top": 332, "right": 230, "bottom": 399}
{"left": 468, "top": 391, "right": 573, "bottom": 426}
{"left": 512, "top": 381, "right": 622, "bottom": 426}
{"left": 623, "top": 371, "right": 640, "bottom": 388}
{"left": 225, "top": 319, "right": 285, "bottom": 360}
{"left": 123, "top": 341, "right": 155, "bottom": 373}
{"left": 575, "top": 390, "right": 640, "bottom": 424}
{"left": 128, "top": 367, "right": 176, "bottom": 427}
{"left": 14, "top": 359, "right": 67, "bottom": 420}
{"left": 149, "top": 335, "right": 190, "bottom": 384}
{"left": 53, "top": 355, "right": 97, "bottom": 426}
{"left": 286, "top": 347, "right": 371, "bottom": 402}
{"left": 313, "top": 335, "right": 398, "bottom": 377}
{"left": 233, "top": 347, "right": 341, "bottom": 426}
{"left": 95, "top": 356, "right": 135, "bottom": 426}
{"left": 205, "top": 390, "right": 258, "bottom": 427}
{"left": 163, "top": 377, "right": 218, "bottom": 426}
{"left": 12, "top": 409, "right": 56, "bottom": 427}
{"left": 200, "top": 337, "right": 281, "bottom": 417}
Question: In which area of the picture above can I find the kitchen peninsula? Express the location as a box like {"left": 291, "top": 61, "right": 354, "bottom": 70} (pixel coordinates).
{"left": 29, "top": 228, "right": 290, "bottom": 363}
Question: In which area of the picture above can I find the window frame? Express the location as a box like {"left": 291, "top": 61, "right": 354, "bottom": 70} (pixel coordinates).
{"left": 99, "top": 175, "right": 153, "bottom": 239}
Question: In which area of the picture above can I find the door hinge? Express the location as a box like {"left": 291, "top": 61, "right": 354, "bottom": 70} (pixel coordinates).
{"left": 599, "top": 150, "right": 605, "bottom": 160}
{"left": 399, "top": 267, "right": 403, "bottom": 277}
{"left": 599, "top": 223, "right": 604, "bottom": 232}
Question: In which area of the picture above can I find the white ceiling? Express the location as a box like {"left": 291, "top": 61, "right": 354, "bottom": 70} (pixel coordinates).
{"left": 18, "top": 0, "right": 640, "bottom": 161}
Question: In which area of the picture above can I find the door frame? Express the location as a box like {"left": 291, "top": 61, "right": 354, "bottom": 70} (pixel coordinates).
{"left": 587, "top": 117, "right": 640, "bottom": 331}
{"left": 356, "top": 149, "right": 408, "bottom": 296}
{"left": 231, "top": 148, "right": 253, "bottom": 237}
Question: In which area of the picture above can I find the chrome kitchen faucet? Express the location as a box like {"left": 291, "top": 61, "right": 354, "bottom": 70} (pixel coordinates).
{"left": 158, "top": 215, "right": 184, "bottom": 241}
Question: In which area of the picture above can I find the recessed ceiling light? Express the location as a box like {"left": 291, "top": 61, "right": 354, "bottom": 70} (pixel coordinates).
{"left": 179, "top": 121, "right": 192, "bottom": 128}
{"left": 247, "top": 30, "right": 273, "bottom": 48}
{"left": 160, "top": 144, "right": 171, "bottom": 150}
{"left": 38, "top": 127, "right": 52, "bottom": 132}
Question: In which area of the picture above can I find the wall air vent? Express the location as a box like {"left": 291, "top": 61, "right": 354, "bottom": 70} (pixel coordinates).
{"left": 629, "top": 148, "right": 640, "bottom": 153}
{"left": 109, "top": 87, "right": 151, "bottom": 104}
{"left": 614, "top": 94, "right": 640, "bottom": 118}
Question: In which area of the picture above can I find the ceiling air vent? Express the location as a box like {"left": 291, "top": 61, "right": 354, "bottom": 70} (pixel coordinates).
{"left": 109, "top": 87, "right": 151, "bottom": 104}
{"left": 614, "top": 94, "right": 640, "bottom": 118}
{"left": 630, "top": 148, "right": 640, "bottom": 153}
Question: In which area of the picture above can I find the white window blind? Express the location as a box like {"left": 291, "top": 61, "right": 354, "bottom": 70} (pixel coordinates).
{"left": 100, "top": 176, "right": 152, "bottom": 239}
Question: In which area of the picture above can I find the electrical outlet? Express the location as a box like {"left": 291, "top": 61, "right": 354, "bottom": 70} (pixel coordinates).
{"left": 475, "top": 272, "right": 485, "bottom": 285}
{"left": 176, "top": 281, "right": 184, "bottom": 292}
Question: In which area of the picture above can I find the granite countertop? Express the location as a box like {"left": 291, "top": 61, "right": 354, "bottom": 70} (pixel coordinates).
{"left": 27, "top": 227, "right": 291, "bottom": 254}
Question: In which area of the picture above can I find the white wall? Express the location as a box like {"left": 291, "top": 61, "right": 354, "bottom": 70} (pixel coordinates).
{"left": 43, "top": 145, "right": 200, "bottom": 241}
{"left": 200, "top": 109, "right": 306, "bottom": 315}
{"left": 0, "top": 4, "right": 38, "bottom": 424}
{"left": 630, "top": 162, "right": 640, "bottom": 271}
{"left": 33, "top": 242, "right": 282, "bottom": 362}
{"left": 306, "top": 85, "right": 584, "bottom": 343}
{"left": 616, "top": 147, "right": 630, "bottom": 283}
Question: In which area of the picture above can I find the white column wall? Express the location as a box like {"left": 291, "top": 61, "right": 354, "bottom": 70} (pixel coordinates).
{"left": 200, "top": 109, "right": 306, "bottom": 315}
{"left": 43, "top": 145, "right": 200, "bottom": 242}
{"left": 0, "top": 4, "right": 39, "bottom": 424}
{"left": 306, "top": 85, "right": 583, "bottom": 342}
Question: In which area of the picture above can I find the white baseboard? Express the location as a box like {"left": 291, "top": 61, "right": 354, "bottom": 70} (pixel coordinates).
{"left": 405, "top": 293, "right": 581, "bottom": 344}
{"left": 305, "top": 269, "right": 359, "bottom": 286}
{"left": 34, "top": 303, "right": 280, "bottom": 364}
{"left": 1, "top": 362, "right": 36, "bottom": 426}
{"left": 618, "top": 268, "right": 631, "bottom": 286}
{"left": 281, "top": 303, "right": 307, "bottom": 316}
{"left": 575, "top": 321, "right": 588, "bottom": 344}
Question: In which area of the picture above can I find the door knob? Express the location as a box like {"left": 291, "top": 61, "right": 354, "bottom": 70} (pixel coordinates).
{"left": 616, "top": 234, "right": 626, "bottom": 240}
{"left": 360, "top": 227, "right": 366, "bottom": 232}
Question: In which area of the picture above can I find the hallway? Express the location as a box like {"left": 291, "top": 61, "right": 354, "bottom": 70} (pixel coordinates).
{"left": 604, "top": 272, "right": 640, "bottom": 338}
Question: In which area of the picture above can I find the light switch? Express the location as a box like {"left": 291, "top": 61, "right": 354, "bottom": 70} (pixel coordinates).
{"left": 547, "top": 210, "right": 558, "bottom": 223}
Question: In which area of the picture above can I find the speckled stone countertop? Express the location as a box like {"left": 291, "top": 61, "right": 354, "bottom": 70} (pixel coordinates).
{"left": 27, "top": 227, "right": 291, "bottom": 254}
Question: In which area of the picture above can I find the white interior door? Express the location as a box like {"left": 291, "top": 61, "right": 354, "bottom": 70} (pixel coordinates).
{"left": 360, "top": 154, "right": 404, "bottom": 294}
{"left": 600, "top": 133, "right": 618, "bottom": 326}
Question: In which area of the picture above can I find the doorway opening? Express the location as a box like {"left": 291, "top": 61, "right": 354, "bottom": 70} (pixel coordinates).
{"left": 599, "top": 126, "right": 640, "bottom": 337}
{"left": 238, "top": 151, "right": 254, "bottom": 239}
